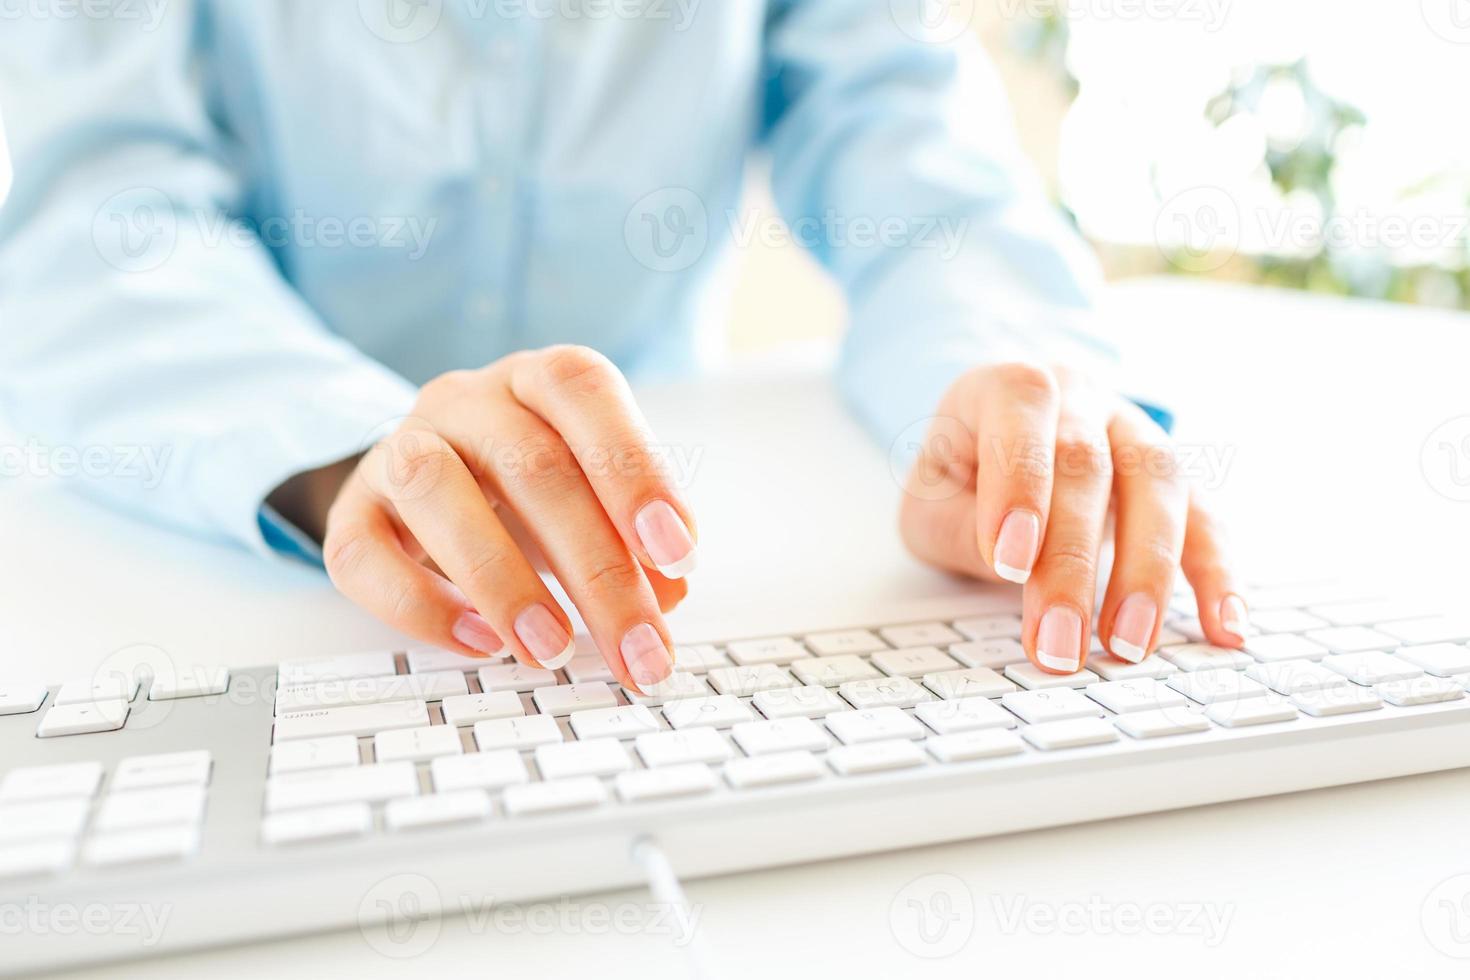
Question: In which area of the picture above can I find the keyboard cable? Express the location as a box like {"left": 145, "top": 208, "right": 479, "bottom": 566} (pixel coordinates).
{"left": 629, "top": 836, "right": 718, "bottom": 980}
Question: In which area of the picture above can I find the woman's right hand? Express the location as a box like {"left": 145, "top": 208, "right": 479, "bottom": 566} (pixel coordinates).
{"left": 286, "top": 346, "right": 698, "bottom": 695}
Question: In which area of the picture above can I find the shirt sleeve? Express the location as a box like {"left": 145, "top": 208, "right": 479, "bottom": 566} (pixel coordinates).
{"left": 762, "top": 1, "right": 1117, "bottom": 454}
{"left": 0, "top": 9, "right": 417, "bottom": 556}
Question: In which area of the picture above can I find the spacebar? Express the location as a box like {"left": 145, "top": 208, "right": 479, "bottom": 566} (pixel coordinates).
{"left": 273, "top": 700, "right": 430, "bottom": 742}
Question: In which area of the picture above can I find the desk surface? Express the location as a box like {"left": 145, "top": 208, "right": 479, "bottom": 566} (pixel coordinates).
{"left": 7, "top": 280, "right": 1468, "bottom": 978}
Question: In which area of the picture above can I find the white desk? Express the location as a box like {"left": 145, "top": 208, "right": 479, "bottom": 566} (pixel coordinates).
{"left": 7, "top": 280, "right": 1467, "bottom": 978}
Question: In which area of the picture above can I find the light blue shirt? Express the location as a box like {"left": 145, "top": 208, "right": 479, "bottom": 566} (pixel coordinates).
{"left": 0, "top": 0, "right": 1106, "bottom": 556}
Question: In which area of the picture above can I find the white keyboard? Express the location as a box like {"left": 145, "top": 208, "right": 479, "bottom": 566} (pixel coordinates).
{"left": 3, "top": 583, "right": 1469, "bottom": 973}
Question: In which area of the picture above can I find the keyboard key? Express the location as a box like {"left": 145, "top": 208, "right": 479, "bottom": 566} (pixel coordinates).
{"left": 914, "top": 696, "right": 1017, "bottom": 734}
{"left": 0, "top": 682, "right": 46, "bottom": 716}
{"left": 1244, "top": 634, "right": 1329, "bottom": 663}
{"left": 662, "top": 695, "right": 755, "bottom": 730}
{"left": 36, "top": 700, "right": 130, "bottom": 738}
{"left": 1246, "top": 660, "right": 1350, "bottom": 697}
{"left": 1155, "top": 627, "right": 1190, "bottom": 646}
{"left": 615, "top": 764, "right": 716, "bottom": 803}
{"left": 1395, "top": 643, "right": 1470, "bottom": 677}
{"left": 265, "top": 761, "right": 417, "bottom": 812}
{"left": 112, "top": 749, "right": 213, "bottom": 790}
{"left": 0, "top": 762, "right": 102, "bottom": 802}
{"left": 723, "top": 751, "right": 823, "bottom": 789}
{"left": 707, "top": 664, "right": 796, "bottom": 697}
{"left": 275, "top": 670, "right": 467, "bottom": 713}
{"left": 54, "top": 674, "right": 140, "bottom": 706}
{"left": 441, "top": 691, "right": 524, "bottom": 726}
{"left": 1022, "top": 718, "right": 1119, "bottom": 750}
{"left": 804, "top": 630, "right": 886, "bottom": 657}
{"left": 1375, "top": 676, "right": 1465, "bottom": 706}
{"left": 999, "top": 688, "right": 1103, "bottom": 724}
{"left": 1292, "top": 686, "right": 1383, "bottom": 717}
{"left": 278, "top": 651, "right": 395, "bottom": 686}
{"left": 1377, "top": 617, "right": 1470, "bottom": 646}
{"left": 535, "top": 738, "right": 632, "bottom": 780}
{"left": 385, "top": 791, "right": 492, "bottom": 831}
{"left": 374, "top": 725, "right": 463, "bottom": 763}
{"left": 1207, "top": 697, "right": 1299, "bottom": 728}
{"left": 881, "top": 623, "right": 963, "bottom": 647}
{"left": 0, "top": 799, "right": 90, "bottom": 843}
{"left": 0, "top": 839, "right": 74, "bottom": 880}
{"left": 270, "top": 735, "right": 360, "bottom": 775}
{"left": 922, "top": 668, "right": 1016, "bottom": 700}
{"left": 1114, "top": 708, "right": 1210, "bottom": 739}
{"left": 828, "top": 739, "right": 926, "bottom": 775}
{"left": 430, "top": 751, "right": 529, "bottom": 792}
{"left": 1304, "top": 626, "right": 1397, "bottom": 654}
{"left": 273, "top": 699, "right": 428, "bottom": 742}
{"left": 789, "top": 655, "right": 881, "bottom": 687}
{"left": 949, "top": 639, "right": 1027, "bottom": 670}
{"left": 569, "top": 704, "right": 660, "bottom": 740}
{"left": 406, "top": 647, "right": 496, "bottom": 675}
{"left": 1168, "top": 669, "right": 1268, "bottom": 705}
{"left": 752, "top": 684, "right": 846, "bottom": 719}
{"left": 838, "top": 676, "right": 935, "bottom": 709}
{"left": 478, "top": 663, "right": 559, "bottom": 693}
{"left": 563, "top": 656, "right": 617, "bottom": 684}
{"left": 149, "top": 666, "right": 230, "bottom": 700}
{"left": 1087, "top": 656, "right": 1178, "bottom": 682}
{"left": 1159, "top": 644, "right": 1253, "bottom": 672}
{"left": 872, "top": 646, "right": 961, "bottom": 678}
{"left": 1085, "top": 678, "right": 1187, "bottom": 714}
{"left": 1307, "top": 599, "right": 1429, "bottom": 627}
{"left": 636, "top": 728, "right": 734, "bottom": 768}
{"left": 953, "top": 615, "right": 1023, "bottom": 640}
{"left": 1003, "top": 662, "right": 1100, "bottom": 690}
{"left": 825, "top": 707, "right": 925, "bottom": 744}
{"left": 84, "top": 825, "right": 200, "bottom": 867}
{"left": 732, "top": 718, "right": 831, "bottom": 755}
{"left": 503, "top": 777, "right": 607, "bottom": 816}
{"left": 671, "top": 645, "right": 729, "bottom": 673}
{"left": 96, "top": 786, "right": 206, "bottom": 832}
{"left": 1322, "top": 652, "right": 1422, "bottom": 686}
{"left": 622, "top": 672, "right": 709, "bottom": 705}
{"left": 531, "top": 682, "right": 617, "bottom": 716}
{"left": 1250, "top": 609, "right": 1329, "bottom": 634}
{"left": 924, "top": 729, "right": 1024, "bottom": 762}
{"left": 727, "top": 637, "right": 809, "bottom": 665}
{"left": 473, "top": 714, "right": 563, "bottom": 751}
{"left": 260, "top": 804, "right": 372, "bottom": 845}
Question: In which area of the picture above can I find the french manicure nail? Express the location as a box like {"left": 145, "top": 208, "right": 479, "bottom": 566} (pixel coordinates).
{"left": 514, "top": 604, "right": 575, "bottom": 669}
{"left": 1036, "top": 605, "right": 1084, "bottom": 672}
{"left": 635, "top": 500, "right": 698, "bottom": 579}
{"left": 1109, "top": 593, "right": 1157, "bottom": 664}
{"left": 622, "top": 623, "right": 677, "bottom": 696}
{"left": 1221, "top": 594, "right": 1250, "bottom": 640}
{"left": 993, "top": 510, "right": 1040, "bottom": 584}
{"left": 451, "top": 610, "right": 506, "bottom": 658}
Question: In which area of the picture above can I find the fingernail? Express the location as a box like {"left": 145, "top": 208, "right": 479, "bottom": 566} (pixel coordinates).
{"left": 1221, "top": 594, "right": 1250, "bottom": 640}
{"left": 621, "top": 623, "right": 677, "bottom": 696}
{"left": 451, "top": 611, "right": 505, "bottom": 658}
{"left": 993, "top": 510, "right": 1040, "bottom": 584}
{"left": 1109, "top": 593, "right": 1157, "bottom": 664}
{"left": 1036, "top": 606, "right": 1083, "bottom": 672}
{"left": 514, "top": 604, "right": 575, "bottom": 670}
{"left": 634, "top": 500, "right": 698, "bottom": 579}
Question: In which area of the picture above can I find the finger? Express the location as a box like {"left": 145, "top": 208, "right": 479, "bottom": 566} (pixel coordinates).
{"left": 1180, "top": 489, "right": 1248, "bottom": 647}
{"left": 899, "top": 410, "right": 988, "bottom": 578}
{"left": 323, "top": 482, "right": 506, "bottom": 660}
{"left": 508, "top": 345, "right": 699, "bottom": 579}
{"left": 1095, "top": 406, "right": 1188, "bottom": 663}
{"left": 360, "top": 424, "right": 576, "bottom": 671}
{"left": 971, "top": 362, "right": 1061, "bottom": 584}
{"left": 462, "top": 403, "right": 678, "bottom": 695}
{"left": 1023, "top": 413, "right": 1113, "bottom": 674}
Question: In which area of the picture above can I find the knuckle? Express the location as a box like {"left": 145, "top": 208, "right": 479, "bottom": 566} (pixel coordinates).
{"left": 378, "top": 429, "right": 456, "bottom": 498}
{"left": 1054, "top": 434, "right": 1113, "bottom": 482}
{"left": 580, "top": 552, "right": 647, "bottom": 600}
{"left": 459, "top": 545, "right": 517, "bottom": 597}
{"left": 538, "top": 344, "right": 621, "bottom": 395}
{"left": 996, "top": 437, "right": 1053, "bottom": 485}
{"left": 419, "top": 368, "right": 477, "bottom": 403}
{"left": 1041, "top": 538, "right": 1099, "bottom": 581}
{"left": 381, "top": 574, "right": 427, "bottom": 628}
{"left": 322, "top": 523, "right": 374, "bottom": 586}
{"left": 988, "top": 361, "right": 1059, "bottom": 403}
{"left": 493, "top": 432, "right": 580, "bottom": 494}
